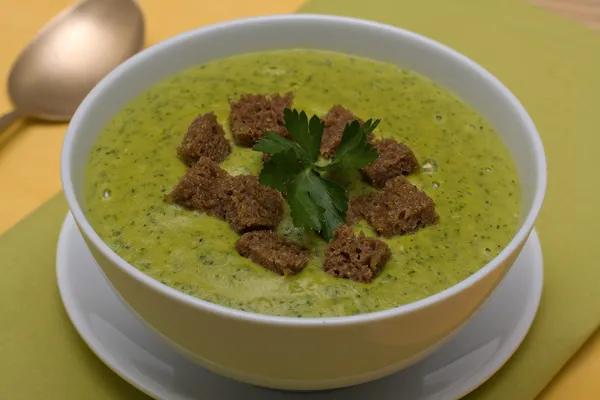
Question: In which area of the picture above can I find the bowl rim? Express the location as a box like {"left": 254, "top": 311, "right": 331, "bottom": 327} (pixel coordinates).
{"left": 61, "top": 13, "right": 547, "bottom": 327}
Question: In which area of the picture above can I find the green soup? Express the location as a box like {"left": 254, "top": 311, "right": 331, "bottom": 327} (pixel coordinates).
{"left": 85, "top": 49, "right": 520, "bottom": 318}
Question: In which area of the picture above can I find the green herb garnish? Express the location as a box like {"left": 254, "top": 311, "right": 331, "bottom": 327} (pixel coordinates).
{"left": 253, "top": 109, "right": 380, "bottom": 240}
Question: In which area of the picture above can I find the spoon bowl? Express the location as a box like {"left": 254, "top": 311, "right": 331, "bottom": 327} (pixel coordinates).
{"left": 1, "top": 0, "right": 144, "bottom": 130}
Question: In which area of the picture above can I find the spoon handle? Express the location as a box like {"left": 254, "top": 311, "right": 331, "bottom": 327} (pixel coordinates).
{"left": 0, "top": 110, "right": 21, "bottom": 133}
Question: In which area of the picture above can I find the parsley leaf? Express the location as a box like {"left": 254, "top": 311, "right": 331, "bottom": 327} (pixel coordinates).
{"left": 284, "top": 109, "right": 324, "bottom": 164}
{"left": 253, "top": 132, "right": 297, "bottom": 155}
{"left": 286, "top": 170, "right": 347, "bottom": 240}
{"left": 253, "top": 108, "right": 380, "bottom": 241}
{"left": 323, "top": 118, "right": 380, "bottom": 171}
{"left": 303, "top": 172, "right": 348, "bottom": 240}
{"left": 258, "top": 148, "right": 302, "bottom": 195}
{"left": 288, "top": 170, "right": 323, "bottom": 232}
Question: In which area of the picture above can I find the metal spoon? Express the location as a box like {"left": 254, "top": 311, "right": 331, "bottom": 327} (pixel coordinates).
{"left": 0, "top": 0, "right": 145, "bottom": 132}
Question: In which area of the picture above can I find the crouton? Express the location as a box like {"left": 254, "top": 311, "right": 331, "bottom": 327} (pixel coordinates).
{"left": 345, "top": 195, "right": 369, "bottom": 225}
{"left": 222, "top": 175, "right": 284, "bottom": 232}
{"left": 229, "top": 92, "right": 293, "bottom": 147}
{"left": 362, "top": 138, "right": 419, "bottom": 187}
{"left": 320, "top": 105, "right": 364, "bottom": 158}
{"left": 165, "top": 157, "right": 228, "bottom": 218}
{"left": 236, "top": 230, "right": 309, "bottom": 275}
{"left": 361, "top": 177, "right": 438, "bottom": 237}
{"left": 177, "top": 112, "right": 231, "bottom": 166}
{"left": 324, "top": 225, "right": 391, "bottom": 283}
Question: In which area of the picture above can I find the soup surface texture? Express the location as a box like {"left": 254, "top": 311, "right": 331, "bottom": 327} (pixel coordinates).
{"left": 85, "top": 49, "right": 520, "bottom": 318}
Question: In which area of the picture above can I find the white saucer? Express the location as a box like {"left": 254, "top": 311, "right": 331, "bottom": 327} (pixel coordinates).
{"left": 56, "top": 213, "right": 543, "bottom": 400}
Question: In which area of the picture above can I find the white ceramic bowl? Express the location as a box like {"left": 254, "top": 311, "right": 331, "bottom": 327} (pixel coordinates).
{"left": 61, "top": 15, "right": 546, "bottom": 391}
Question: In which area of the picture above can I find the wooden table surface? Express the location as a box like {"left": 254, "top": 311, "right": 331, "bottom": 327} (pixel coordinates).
{"left": 0, "top": 0, "right": 598, "bottom": 398}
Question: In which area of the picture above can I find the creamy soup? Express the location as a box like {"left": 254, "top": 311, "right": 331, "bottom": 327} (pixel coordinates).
{"left": 85, "top": 49, "right": 520, "bottom": 318}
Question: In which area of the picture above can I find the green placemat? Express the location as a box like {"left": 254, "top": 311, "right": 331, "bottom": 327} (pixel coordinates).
{"left": 0, "top": 195, "right": 148, "bottom": 400}
{"left": 1, "top": 0, "right": 599, "bottom": 399}
{"left": 299, "top": 0, "right": 600, "bottom": 398}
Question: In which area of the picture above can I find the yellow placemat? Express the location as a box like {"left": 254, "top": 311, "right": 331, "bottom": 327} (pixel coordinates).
{"left": 299, "top": 0, "right": 600, "bottom": 398}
